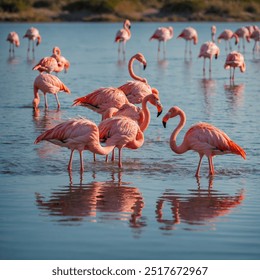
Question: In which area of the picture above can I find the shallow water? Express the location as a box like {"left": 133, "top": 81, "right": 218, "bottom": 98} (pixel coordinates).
{"left": 0, "top": 22, "right": 260, "bottom": 260}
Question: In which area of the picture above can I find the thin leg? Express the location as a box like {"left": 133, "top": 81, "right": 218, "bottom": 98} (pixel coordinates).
{"left": 118, "top": 148, "right": 122, "bottom": 168}
{"left": 208, "top": 156, "right": 215, "bottom": 176}
{"left": 185, "top": 40, "right": 188, "bottom": 55}
{"left": 68, "top": 150, "right": 74, "bottom": 170}
{"left": 79, "top": 151, "right": 84, "bottom": 171}
{"left": 203, "top": 58, "right": 206, "bottom": 74}
{"left": 93, "top": 153, "right": 96, "bottom": 162}
{"left": 54, "top": 94, "right": 60, "bottom": 109}
{"left": 28, "top": 40, "right": 30, "bottom": 52}
{"left": 163, "top": 41, "right": 166, "bottom": 56}
{"left": 195, "top": 155, "right": 203, "bottom": 177}
{"left": 111, "top": 148, "right": 115, "bottom": 161}
{"left": 158, "top": 41, "right": 160, "bottom": 53}
{"left": 209, "top": 58, "right": 212, "bottom": 73}
{"left": 44, "top": 93, "right": 48, "bottom": 108}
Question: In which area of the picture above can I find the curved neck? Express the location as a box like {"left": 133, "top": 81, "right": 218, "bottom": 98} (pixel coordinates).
{"left": 128, "top": 56, "right": 146, "bottom": 82}
{"left": 92, "top": 143, "right": 115, "bottom": 156}
{"left": 170, "top": 110, "right": 189, "bottom": 154}
{"left": 139, "top": 95, "right": 151, "bottom": 132}
{"left": 128, "top": 130, "right": 144, "bottom": 149}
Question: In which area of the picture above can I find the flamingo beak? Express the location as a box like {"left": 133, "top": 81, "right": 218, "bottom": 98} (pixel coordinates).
{"left": 143, "top": 64, "right": 147, "bottom": 70}
{"left": 162, "top": 113, "right": 170, "bottom": 127}
{"left": 156, "top": 101, "right": 163, "bottom": 117}
{"left": 162, "top": 121, "right": 167, "bottom": 128}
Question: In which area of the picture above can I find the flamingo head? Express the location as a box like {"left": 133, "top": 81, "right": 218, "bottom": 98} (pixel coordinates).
{"left": 162, "top": 106, "right": 180, "bottom": 128}
{"left": 36, "top": 35, "right": 42, "bottom": 46}
{"left": 135, "top": 53, "right": 147, "bottom": 70}
{"left": 124, "top": 19, "right": 131, "bottom": 29}
{"left": 148, "top": 94, "right": 163, "bottom": 117}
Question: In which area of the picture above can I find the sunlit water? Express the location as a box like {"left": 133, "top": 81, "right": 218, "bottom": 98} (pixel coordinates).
{"left": 0, "top": 22, "right": 260, "bottom": 260}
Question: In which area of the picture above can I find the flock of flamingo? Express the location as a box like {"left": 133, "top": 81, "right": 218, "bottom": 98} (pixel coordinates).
{"left": 6, "top": 21, "right": 258, "bottom": 177}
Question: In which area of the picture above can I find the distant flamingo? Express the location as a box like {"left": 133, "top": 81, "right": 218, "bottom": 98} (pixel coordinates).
{"left": 118, "top": 53, "right": 154, "bottom": 104}
{"left": 34, "top": 118, "right": 116, "bottom": 171}
{"left": 198, "top": 41, "right": 220, "bottom": 74}
{"left": 33, "top": 73, "right": 70, "bottom": 109}
{"left": 52, "top": 46, "right": 70, "bottom": 73}
{"left": 177, "top": 27, "right": 198, "bottom": 55}
{"left": 98, "top": 116, "right": 144, "bottom": 168}
{"left": 149, "top": 26, "right": 173, "bottom": 56}
{"left": 234, "top": 27, "right": 250, "bottom": 51}
{"left": 115, "top": 19, "right": 131, "bottom": 59}
{"left": 6, "top": 31, "right": 20, "bottom": 53}
{"left": 250, "top": 29, "right": 260, "bottom": 53}
{"left": 211, "top": 25, "right": 216, "bottom": 42}
{"left": 23, "top": 27, "right": 41, "bottom": 53}
{"left": 162, "top": 106, "right": 246, "bottom": 177}
{"left": 217, "top": 29, "right": 239, "bottom": 51}
{"left": 224, "top": 51, "right": 246, "bottom": 81}
{"left": 73, "top": 87, "right": 129, "bottom": 117}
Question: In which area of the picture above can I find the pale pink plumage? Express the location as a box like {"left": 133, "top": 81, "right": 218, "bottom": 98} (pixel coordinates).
{"left": 73, "top": 87, "right": 129, "bottom": 116}
{"left": 115, "top": 19, "right": 131, "bottom": 58}
{"left": 250, "top": 29, "right": 260, "bottom": 52}
{"left": 149, "top": 26, "right": 173, "bottom": 55}
{"left": 33, "top": 73, "right": 70, "bottom": 109}
{"left": 52, "top": 46, "right": 70, "bottom": 73}
{"left": 217, "top": 29, "right": 239, "bottom": 51}
{"left": 118, "top": 53, "right": 155, "bottom": 104}
{"left": 23, "top": 27, "right": 41, "bottom": 53}
{"left": 32, "top": 57, "right": 64, "bottom": 74}
{"left": 98, "top": 116, "right": 144, "bottom": 168}
{"left": 6, "top": 31, "right": 20, "bottom": 53}
{"left": 177, "top": 27, "right": 198, "bottom": 55}
{"left": 234, "top": 27, "right": 251, "bottom": 50}
{"left": 198, "top": 41, "right": 220, "bottom": 74}
{"left": 224, "top": 51, "right": 246, "bottom": 81}
{"left": 34, "top": 118, "right": 116, "bottom": 171}
{"left": 162, "top": 106, "right": 246, "bottom": 177}
{"left": 211, "top": 25, "right": 216, "bottom": 42}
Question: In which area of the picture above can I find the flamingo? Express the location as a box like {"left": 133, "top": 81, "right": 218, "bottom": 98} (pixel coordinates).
{"left": 33, "top": 73, "right": 70, "bottom": 109}
{"left": 34, "top": 118, "right": 116, "bottom": 171}
{"left": 234, "top": 27, "right": 250, "bottom": 51}
{"left": 149, "top": 26, "right": 173, "bottom": 56}
{"left": 198, "top": 41, "right": 220, "bottom": 74}
{"left": 177, "top": 27, "right": 198, "bottom": 55}
{"left": 72, "top": 87, "right": 129, "bottom": 117}
{"left": 211, "top": 25, "right": 216, "bottom": 42}
{"left": 6, "top": 31, "right": 20, "bottom": 53}
{"left": 115, "top": 19, "right": 131, "bottom": 59}
{"left": 118, "top": 53, "right": 154, "bottom": 104}
{"left": 217, "top": 29, "right": 239, "bottom": 51}
{"left": 52, "top": 46, "right": 70, "bottom": 73}
{"left": 32, "top": 57, "right": 64, "bottom": 74}
{"left": 162, "top": 106, "right": 246, "bottom": 177}
{"left": 23, "top": 27, "right": 41, "bottom": 53}
{"left": 98, "top": 116, "right": 144, "bottom": 168}
{"left": 250, "top": 29, "right": 260, "bottom": 53}
{"left": 224, "top": 51, "right": 246, "bottom": 81}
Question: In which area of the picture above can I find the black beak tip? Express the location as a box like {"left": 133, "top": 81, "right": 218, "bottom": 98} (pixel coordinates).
{"left": 157, "top": 111, "right": 162, "bottom": 118}
{"left": 162, "top": 121, "right": 166, "bottom": 128}
{"left": 143, "top": 64, "right": 146, "bottom": 70}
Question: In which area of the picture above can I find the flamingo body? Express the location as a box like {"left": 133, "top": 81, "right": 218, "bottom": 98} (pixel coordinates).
{"left": 32, "top": 57, "right": 63, "bottom": 73}
{"left": 150, "top": 26, "right": 173, "bottom": 55}
{"left": 162, "top": 106, "right": 246, "bottom": 177}
{"left": 6, "top": 31, "right": 20, "bottom": 53}
{"left": 34, "top": 118, "right": 115, "bottom": 171}
{"left": 73, "top": 87, "right": 129, "bottom": 115}
{"left": 115, "top": 19, "right": 131, "bottom": 58}
{"left": 224, "top": 51, "right": 246, "bottom": 80}
{"left": 33, "top": 73, "right": 70, "bottom": 109}
{"left": 23, "top": 27, "right": 41, "bottom": 53}
{"left": 198, "top": 41, "right": 220, "bottom": 73}
{"left": 177, "top": 27, "right": 198, "bottom": 55}
{"left": 250, "top": 29, "right": 260, "bottom": 52}
{"left": 217, "top": 29, "right": 239, "bottom": 51}
{"left": 234, "top": 27, "right": 250, "bottom": 50}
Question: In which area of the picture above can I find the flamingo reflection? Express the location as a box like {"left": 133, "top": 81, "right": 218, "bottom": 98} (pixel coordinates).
{"left": 199, "top": 78, "right": 216, "bottom": 115}
{"left": 156, "top": 181, "right": 244, "bottom": 231}
{"left": 35, "top": 172, "right": 146, "bottom": 229}
{"left": 224, "top": 83, "right": 245, "bottom": 110}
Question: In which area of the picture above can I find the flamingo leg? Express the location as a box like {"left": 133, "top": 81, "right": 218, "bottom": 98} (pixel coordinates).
{"left": 44, "top": 93, "right": 48, "bottom": 108}
{"left": 27, "top": 40, "right": 30, "bottom": 52}
{"left": 185, "top": 40, "right": 188, "bottom": 55}
{"left": 195, "top": 155, "right": 204, "bottom": 177}
{"left": 111, "top": 148, "right": 115, "bottom": 161}
{"left": 79, "top": 151, "right": 84, "bottom": 171}
{"left": 68, "top": 150, "right": 74, "bottom": 170}
{"left": 208, "top": 156, "right": 215, "bottom": 176}
{"left": 189, "top": 41, "right": 192, "bottom": 55}
{"left": 118, "top": 148, "right": 123, "bottom": 168}
{"left": 54, "top": 94, "right": 60, "bottom": 109}
{"left": 93, "top": 153, "right": 96, "bottom": 162}
{"left": 209, "top": 58, "right": 212, "bottom": 73}
{"left": 203, "top": 58, "right": 206, "bottom": 74}
{"left": 163, "top": 41, "right": 166, "bottom": 56}
{"left": 158, "top": 41, "right": 161, "bottom": 53}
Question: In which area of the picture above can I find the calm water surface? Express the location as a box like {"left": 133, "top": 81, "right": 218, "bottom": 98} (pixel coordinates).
{"left": 0, "top": 22, "right": 260, "bottom": 260}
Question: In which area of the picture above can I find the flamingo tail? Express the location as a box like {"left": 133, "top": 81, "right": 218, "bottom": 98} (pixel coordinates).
{"left": 229, "top": 140, "right": 246, "bottom": 159}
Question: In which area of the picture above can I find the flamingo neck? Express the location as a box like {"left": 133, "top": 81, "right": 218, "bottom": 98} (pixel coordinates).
{"left": 127, "top": 129, "right": 144, "bottom": 149}
{"left": 170, "top": 110, "right": 189, "bottom": 154}
{"left": 139, "top": 95, "right": 151, "bottom": 132}
{"left": 92, "top": 143, "right": 115, "bottom": 156}
{"left": 128, "top": 56, "right": 146, "bottom": 82}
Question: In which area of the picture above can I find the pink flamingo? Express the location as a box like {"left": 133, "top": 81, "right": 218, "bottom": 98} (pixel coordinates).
{"left": 250, "top": 29, "right": 260, "bottom": 53}
{"left": 177, "top": 27, "right": 198, "bottom": 55}
{"left": 23, "top": 27, "right": 41, "bottom": 53}
{"left": 224, "top": 51, "right": 246, "bottom": 81}
{"left": 198, "top": 41, "right": 220, "bottom": 74}
{"left": 98, "top": 116, "right": 144, "bottom": 168}
{"left": 162, "top": 106, "right": 246, "bottom": 177}
{"left": 33, "top": 73, "right": 70, "bottom": 109}
{"left": 6, "top": 31, "right": 20, "bottom": 53}
{"left": 115, "top": 19, "right": 131, "bottom": 59}
{"left": 149, "top": 26, "right": 173, "bottom": 56}
{"left": 234, "top": 27, "right": 250, "bottom": 51}
{"left": 52, "top": 46, "right": 70, "bottom": 73}
{"left": 211, "top": 25, "right": 216, "bottom": 42}
{"left": 34, "top": 118, "right": 116, "bottom": 171}
{"left": 73, "top": 87, "right": 129, "bottom": 117}
{"left": 217, "top": 29, "right": 239, "bottom": 51}
{"left": 118, "top": 53, "right": 154, "bottom": 104}
{"left": 32, "top": 57, "right": 64, "bottom": 74}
